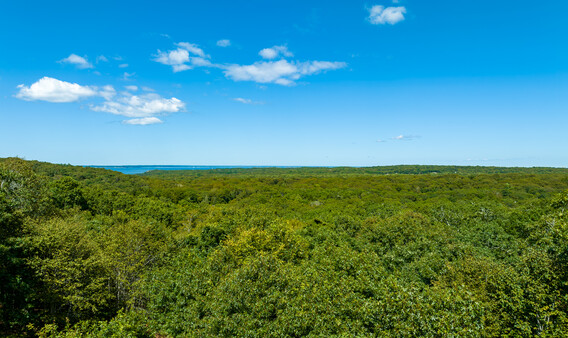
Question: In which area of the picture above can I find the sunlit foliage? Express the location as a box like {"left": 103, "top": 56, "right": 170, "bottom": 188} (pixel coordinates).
{"left": 1, "top": 157, "right": 568, "bottom": 336}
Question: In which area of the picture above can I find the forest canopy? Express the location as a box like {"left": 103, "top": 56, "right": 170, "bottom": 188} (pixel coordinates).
{"left": 1, "top": 157, "right": 568, "bottom": 337}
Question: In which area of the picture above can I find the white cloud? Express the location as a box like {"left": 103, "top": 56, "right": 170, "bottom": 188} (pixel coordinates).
{"left": 141, "top": 86, "right": 155, "bottom": 92}
{"left": 15, "top": 77, "right": 98, "bottom": 102}
{"left": 96, "top": 55, "right": 108, "bottom": 63}
{"left": 153, "top": 42, "right": 345, "bottom": 86}
{"left": 119, "top": 63, "right": 129, "bottom": 68}
{"left": 154, "top": 48, "right": 190, "bottom": 72}
{"left": 123, "top": 117, "right": 163, "bottom": 125}
{"left": 59, "top": 54, "right": 93, "bottom": 69}
{"left": 225, "top": 60, "right": 297, "bottom": 85}
{"left": 259, "top": 49, "right": 278, "bottom": 60}
{"left": 216, "top": 39, "right": 231, "bottom": 47}
{"left": 259, "top": 45, "right": 293, "bottom": 60}
{"left": 368, "top": 5, "right": 406, "bottom": 25}
{"left": 90, "top": 93, "right": 185, "bottom": 118}
{"left": 153, "top": 42, "right": 211, "bottom": 72}
{"left": 224, "top": 59, "right": 346, "bottom": 86}
{"left": 16, "top": 77, "right": 184, "bottom": 125}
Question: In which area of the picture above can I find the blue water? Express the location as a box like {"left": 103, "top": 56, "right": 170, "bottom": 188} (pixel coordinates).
{"left": 89, "top": 165, "right": 295, "bottom": 175}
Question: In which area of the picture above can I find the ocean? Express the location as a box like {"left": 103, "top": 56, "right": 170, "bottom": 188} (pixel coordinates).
{"left": 89, "top": 165, "right": 295, "bottom": 175}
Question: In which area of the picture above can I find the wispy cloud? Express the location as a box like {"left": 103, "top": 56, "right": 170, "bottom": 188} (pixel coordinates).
{"left": 59, "top": 54, "right": 93, "bottom": 69}
{"left": 224, "top": 59, "right": 346, "bottom": 86}
{"left": 368, "top": 5, "right": 406, "bottom": 25}
{"left": 96, "top": 55, "right": 108, "bottom": 63}
{"left": 376, "top": 134, "right": 421, "bottom": 143}
{"left": 123, "top": 72, "right": 135, "bottom": 80}
{"left": 96, "top": 55, "right": 128, "bottom": 68}
{"left": 216, "top": 39, "right": 231, "bottom": 47}
{"left": 125, "top": 85, "right": 138, "bottom": 91}
{"left": 99, "top": 85, "right": 116, "bottom": 100}
{"left": 392, "top": 134, "right": 420, "bottom": 141}
{"left": 123, "top": 117, "right": 163, "bottom": 125}
{"left": 153, "top": 42, "right": 211, "bottom": 72}
{"left": 15, "top": 77, "right": 98, "bottom": 102}
{"left": 176, "top": 42, "right": 206, "bottom": 57}
{"left": 259, "top": 45, "right": 293, "bottom": 60}
{"left": 233, "top": 97, "right": 264, "bottom": 105}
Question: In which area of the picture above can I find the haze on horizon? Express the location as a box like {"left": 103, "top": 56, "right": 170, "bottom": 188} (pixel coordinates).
{"left": 1, "top": 1, "right": 567, "bottom": 167}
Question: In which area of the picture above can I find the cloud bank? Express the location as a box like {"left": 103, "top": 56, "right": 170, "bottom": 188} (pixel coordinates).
{"left": 16, "top": 77, "right": 185, "bottom": 124}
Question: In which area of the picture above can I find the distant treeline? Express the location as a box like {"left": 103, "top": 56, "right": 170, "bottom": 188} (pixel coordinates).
{"left": 1, "top": 157, "right": 568, "bottom": 336}
{"left": 142, "top": 164, "right": 568, "bottom": 178}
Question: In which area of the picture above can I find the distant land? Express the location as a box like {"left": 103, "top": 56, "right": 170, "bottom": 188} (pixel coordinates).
{"left": 83, "top": 163, "right": 568, "bottom": 176}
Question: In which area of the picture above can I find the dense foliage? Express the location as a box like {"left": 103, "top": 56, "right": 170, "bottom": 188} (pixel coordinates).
{"left": 1, "top": 157, "right": 568, "bottom": 336}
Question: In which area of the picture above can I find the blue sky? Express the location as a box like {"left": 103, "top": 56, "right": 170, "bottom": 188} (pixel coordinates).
{"left": 1, "top": 0, "right": 567, "bottom": 166}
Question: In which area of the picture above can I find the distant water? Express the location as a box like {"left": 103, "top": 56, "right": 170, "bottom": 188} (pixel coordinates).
{"left": 89, "top": 165, "right": 294, "bottom": 175}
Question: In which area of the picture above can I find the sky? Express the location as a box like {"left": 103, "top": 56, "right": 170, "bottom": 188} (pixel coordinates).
{"left": 1, "top": 0, "right": 567, "bottom": 167}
